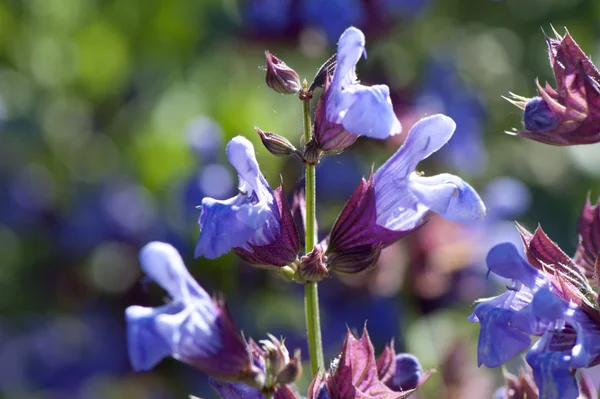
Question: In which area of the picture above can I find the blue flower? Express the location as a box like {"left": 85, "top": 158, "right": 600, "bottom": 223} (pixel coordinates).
{"left": 325, "top": 114, "right": 485, "bottom": 274}
{"left": 126, "top": 242, "right": 261, "bottom": 383}
{"left": 468, "top": 243, "right": 549, "bottom": 367}
{"left": 195, "top": 136, "right": 280, "bottom": 259}
{"left": 526, "top": 287, "right": 600, "bottom": 399}
{"left": 373, "top": 114, "right": 485, "bottom": 231}
{"left": 325, "top": 27, "right": 402, "bottom": 140}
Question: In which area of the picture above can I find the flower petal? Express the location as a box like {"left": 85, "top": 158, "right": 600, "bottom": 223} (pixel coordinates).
{"left": 526, "top": 342, "right": 579, "bottom": 399}
{"left": 375, "top": 114, "right": 456, "bottom": 180}
{"left": 140, "top": 241, "right": 210, "bottom": 302}
{"left": 126, "top": 305, "right": 174, "bottom": 371}
{"left": 407, "top": 172, "right": 486, "bottom": 223}
{"left": 326, "top": 27, "right": 401, "bottom": 139}
{"left": 336, "top": 84, "right": 401, "bottom": 139}
{"left": 486, "top": 243, "right": 548, "bottom": 290}
{"left": 195, "top": 136, "right": 280, "bottom": 259}
{"left": 473, "top": 303, "right": 532, "bottom": 367}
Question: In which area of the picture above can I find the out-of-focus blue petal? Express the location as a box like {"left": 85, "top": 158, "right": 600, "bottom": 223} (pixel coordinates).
{"left": 482, "top": 177, "right": 531, "bottom": 220}
{"left": 126, "top": 305, "right": 174, "bottom": 371}
{"left": 195, "top": 137, "right": 280, "bottom": 259}
{"left": 242, "top": 0, "right": 293, "bottom": 34}
{"left": 209, "top": 377, "right": 263, "bottom": 399}
{"left": 390, "top": 353, "right": 423, "bottom": 391}
{"left": 140, "top": 241, "right": 211, "bottom": 302}
{"left": 407, "top": 172, "right": 485, "bottom": 223}
{"left": 126, "top": 242, "right": 230, "bottom": 374}
{"left": 486, "top": 243, "right": 547, "bottom": 290}
{"left": 526, "top": 339, "right": 578, "bottom": 399}
{"left": 473, "top": 302, "right": 532, "bottom": 367}
{"left": 300, "top": 0, "right": 365, "bottom": 43}
{"left": 326, "top": 27, "right": 401, "bottom": 139}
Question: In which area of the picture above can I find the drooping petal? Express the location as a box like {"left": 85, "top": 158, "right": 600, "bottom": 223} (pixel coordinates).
{"left": 195, "top": 136, "right": 280, "bottom": 259}
{"left": 326, "top": 27, "right": 401, "bottom": 139}
{"left": 126, "top": 304, "right": 176, "bottom": 371}
{"left": 407, "top": 172, "right": 486, "bottom": 223}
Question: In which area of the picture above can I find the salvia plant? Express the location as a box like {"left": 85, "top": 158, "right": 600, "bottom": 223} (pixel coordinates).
{"left": 125, "top": 25, "right": 600, "bottom": 399}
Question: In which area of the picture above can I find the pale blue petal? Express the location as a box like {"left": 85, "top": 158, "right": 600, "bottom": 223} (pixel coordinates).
{"left": 126, "top": 305, "right": 173, "bottom": 371}
{"left": 326, "top": 27, "right": 401, "bottom": 139}
{"left": 332, "top": 27, "right": 364, "bottom": 90}
{"left": 335, "top": 84, "right": 401, "bottom": 139}
{"left": 140, "top": 241, "right": 210, "bottom": 302}
{"left": 375, "top": 115, "right": 456, "bottom": 180}
{"left": 407, "top": 172, "right": 486, "bottom": 223}
{"left": 195, "top": 136, "right": 280, "bottom": 259}
{"left": 195, "top": 196, "right": 276, "bottom": 259}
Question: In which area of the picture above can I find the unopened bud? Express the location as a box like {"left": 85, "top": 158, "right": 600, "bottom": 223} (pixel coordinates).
{"left": 296, "top": 245, "right": 328, "bottom": 283}
{"left": 256, "top": 127, "right": 301, "bottom": 158}
{"left": 265, "top": 51, "right": 301, "bottom": 94}
{"left": 276, "top": 349, "right": 302, "bottom": 385}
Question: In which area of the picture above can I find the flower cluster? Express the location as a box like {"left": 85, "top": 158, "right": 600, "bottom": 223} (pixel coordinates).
{"left": 125, "top": 26, "right": 486, "bottom": 399}
{"left": 470, "top": 197, "right": 600, "bottom": 399}
{"left": 506, "top": 28, "right": 600, "bottom": 145}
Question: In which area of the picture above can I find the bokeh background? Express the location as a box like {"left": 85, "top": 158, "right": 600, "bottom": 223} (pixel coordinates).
{"left": 1, "top": 0, "right": 600, "bottom": 398}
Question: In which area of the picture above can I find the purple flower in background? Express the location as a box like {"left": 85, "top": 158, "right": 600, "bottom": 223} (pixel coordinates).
{"left": 325, "top": 27, "right": 402, "bottom": 140}
{"left": 300, "top": 0, "right": 365, "bottom": 43}
{"left": 195, "top": 136, "right": 281, "bottom": 259}
{"left": 126, "top": 242, "right": 262, "bottom": 384}
{"left": 325, "top": 114, "right": 485, "bottom": 274}
{"left": 416, "top": 59, "right": 487, "bottom": 176}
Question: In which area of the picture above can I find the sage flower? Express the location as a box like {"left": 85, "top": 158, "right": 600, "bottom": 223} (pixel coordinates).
{"left": 126, "top": 242, "right": 261, "bottom": 384}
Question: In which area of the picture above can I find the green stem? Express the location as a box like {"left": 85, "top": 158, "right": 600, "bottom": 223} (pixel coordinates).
{"left": 301, "top": 88, "right": 325, "bottom": 375}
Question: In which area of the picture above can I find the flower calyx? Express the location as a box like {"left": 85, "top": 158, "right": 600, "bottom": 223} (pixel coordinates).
{"left": 295, "top": 245, "right": 329, "bottom": 283}
{"left": 256, "top": 127, "right": 302, "bottom": 159}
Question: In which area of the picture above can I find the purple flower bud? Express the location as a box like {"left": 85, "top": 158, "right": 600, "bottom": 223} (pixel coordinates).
{"left": 125, "top": 242, "right": 262, "bottom": 384}
{"left": 506, "top": 28, "right": 600, "bottom": 145}
{"left": 295, "top": 245, "right": 329, "bottom": 282}
{"left": 325, "top": 115, "right": 485, "bottom": 274}
{"left": 265, "top": 51, "right": 301, "bottom": 94}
